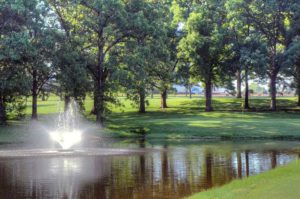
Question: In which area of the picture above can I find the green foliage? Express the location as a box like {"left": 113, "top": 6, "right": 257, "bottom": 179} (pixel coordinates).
{"left": 0, "top": 0, "right": 34, "bottom": 122}
{"left": 2, "top": 0, "right": 300, "bottom": 123}
{"left": 7, "top": 97, "right": 27, "bottom": 120}
{"left": 284, "top": 11, "right": 300, "bottom": 95}
{"left": 53, "top": 33, "right": 91, "bottom": 105}
{"left": 178, "top": 0, "right": 230, "bottom": 82}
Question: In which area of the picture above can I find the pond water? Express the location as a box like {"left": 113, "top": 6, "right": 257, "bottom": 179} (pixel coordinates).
{"left": 0, "top": 140, "right": 299, "bottom": 199}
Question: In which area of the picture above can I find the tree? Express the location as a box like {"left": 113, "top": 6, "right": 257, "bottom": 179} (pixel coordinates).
{"left": 52, "top": 0, "right": 159, "bottom": 125}
{"left": 28, "top": 31, "right": 56, "bottom": 120}
{"left": 0, "top": 0, "right": 32, "bottom": 124}
{"left": 10, "top": 0, "right": 57, "bottom": 120}
{"left": 145, "top": 2, "right": 180, "bottom": 109}
{"left": 122, "top": 40, "right": 151, "bottom": 113}
{"left": 123, "top": 25, "right": 178, "bottom": 111}
{"left": 239, "top": 37, "right": 268, "bottom": 109}
{"left": 54, "top": 40, "right": 91, "bottom": 110}
{"left": 178, "top": 0, "right": 230, "bottom": 111}
{"left": 283, "top": 2, "right": 300, "bottom": 105}
{"left": 149, "top": 31, "right": 179, "bottom": 109}
{"left": 284, "top": 37, "right": 300, "bottom": 105}
{"left": 121, "top": 38, "right": 155, "bottom": 113}
{"left": 116, "top": 1, "right": 167, "bottom": 113}
{"left": 226, "top": 0, "right": 270, "bottom": 109}
{"left": 50, "top": 1, "right": 91, "bottom": 111}
{"left": 237, "top": 0, "right": 295, "bottom": 110}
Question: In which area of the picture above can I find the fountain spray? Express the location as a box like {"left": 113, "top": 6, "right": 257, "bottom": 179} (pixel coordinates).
{"left": 50, "top": 98, "right": 82, "bottom": 150}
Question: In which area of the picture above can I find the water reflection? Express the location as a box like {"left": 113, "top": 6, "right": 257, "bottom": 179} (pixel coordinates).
{"left": 0, "top": 141, "right": 299, "bottom": 199}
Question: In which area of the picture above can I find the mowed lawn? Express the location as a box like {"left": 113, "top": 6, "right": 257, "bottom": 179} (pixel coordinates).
{"left": 6, "top": 94, "right": 298, "bottom": 140}
{"left": 189, "top": 160, "right": 300, "bottom": 199}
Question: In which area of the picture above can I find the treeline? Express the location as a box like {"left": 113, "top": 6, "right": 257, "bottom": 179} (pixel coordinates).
{"left": 1, "top": 0, "right": 300, "bottom": 125}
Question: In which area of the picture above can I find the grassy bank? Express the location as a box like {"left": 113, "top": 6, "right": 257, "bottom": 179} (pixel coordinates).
{"left": 189, "top": 160, "right": 300, "bottom": 199}
{"left": 1, "top": 95, "right": 300, "bottom": 142}
{"left": 105, "top": 96, "right": 300, "bottom": 139}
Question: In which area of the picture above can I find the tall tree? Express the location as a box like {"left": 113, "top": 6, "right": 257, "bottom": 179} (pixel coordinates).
{"left": 28, "top": 30, "right": 56, "bottom": 120}
{"left": 54, "top": 40, "right": 91, "bottom": 110}
{"left": 146, "top": 2, "right": 180, "bottom": 109}
{"left": 284, "top": 38, "right": 300, "bottom": 106}
{"left": 239, "top": 37, "right": 268, "bottom": 109}
{"left": 178, "top": 0, "right": 230, "bottom": 111}
{"left": 118, "top": 1, "right": 167, "bottom": 113}
{"left": 283, "top": 2, "right": 300, "bottom": 106}
{"left": 0, "top": 0, "right": 31, "bottom": 124}
{"left": 149, "top": 33, "right": 179, "bottom": 109}
{"left": 53, "top": 0, "right": 158, "bottom": 125}
{"left": 15, "top": 0, "right": 57, "bottom": 120}
{"left": 237, "top": 0, "right": 294, "bottom": 110}
{"left": 226, "top": 0, "right": 268, "bottom": 109}
{"left": 50, "top": 1, "right": 91, "bottom": 110}
{"left": 122, "top": 40, "right": 151, "bottom": 113}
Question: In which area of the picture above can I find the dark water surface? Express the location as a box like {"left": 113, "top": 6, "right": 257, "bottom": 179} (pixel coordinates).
{"left": 0, "top": 140, "right": 299, "bottom": 199}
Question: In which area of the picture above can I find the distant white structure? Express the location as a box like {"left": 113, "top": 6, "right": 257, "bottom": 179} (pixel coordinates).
{"left": 212, "top": 87, "right": 227, "bottom": 94}
{"left": 191, "top": 86, "right": 203, "bottom": 94}
{"left": 173, "top": 84, "right": 230, "bottom": 95}
{"left": 173, "top": 84, "right": 203, "bottom": 94}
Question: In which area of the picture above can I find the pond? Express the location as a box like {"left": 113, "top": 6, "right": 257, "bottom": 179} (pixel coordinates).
{"left": 0, "top": 140, "right": 299, "bottom": 199}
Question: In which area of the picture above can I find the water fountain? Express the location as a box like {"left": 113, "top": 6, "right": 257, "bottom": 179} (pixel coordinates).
{"left": 49, "top": 99, "right": 82, "bottom": 151}
{"left": 0, "top": 98, "right": 147, "bottom": 158}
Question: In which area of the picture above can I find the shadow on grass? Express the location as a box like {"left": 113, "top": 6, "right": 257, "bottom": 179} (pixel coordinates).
{"left": 107, "top": 108, "right": 300, "bottom": 140}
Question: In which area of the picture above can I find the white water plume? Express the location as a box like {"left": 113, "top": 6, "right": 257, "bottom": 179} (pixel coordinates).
{"left": 50, "top": 99, "right": 82, "bottom": 150}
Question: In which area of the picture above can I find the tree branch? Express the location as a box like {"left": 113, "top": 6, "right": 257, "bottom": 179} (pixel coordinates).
{"left": 103, "top": 33, "right": 133, "bottom": 57}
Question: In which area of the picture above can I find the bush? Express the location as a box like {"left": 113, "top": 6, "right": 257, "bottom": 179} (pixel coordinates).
{"left": 7, "top": 97, "right": 27, "bottom": 120}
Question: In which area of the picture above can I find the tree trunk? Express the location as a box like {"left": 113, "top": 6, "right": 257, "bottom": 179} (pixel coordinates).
{"left": 296, "top": 62, "right": 300, "bottom": 106}
{"left": 236, "top": 69, "right": 242, "bottom": 98}
{"left": 90, "top": 83, "right": 97, "bottom": 115}
{"left": 189, "top": 84, "right": 192, "bottom": 99}
{"left": 0, "top": 95, "right": 6, "bottom": 125}
{"left": 94, "top": 78, "right": 105, "bottom": 126}
{"left": 64, "top": 95, "right": 71, "bottom": 112}
{"left": 269, "top": 73, "right": 277, "bottom": 111}
{"left": 160, "top": 89, "right": 168, "bottom": 108}
{"left": 269, "top": 46, "right": 278, "bottom": 111}
{"left": 185, "top": 86, "right": 188, "bottom": 97}
{"left": 244, "top": 66, "right": 250, "bottom": 109}
{"left": 139, "top": 88, "right": 146, "bottom": 113}
{"left": 93, "top": 42, "right": 107, "bottom": 126}
{"left": 205, "top": 78, "right": 213, "bottom": 112}
{"left": 31, "top": 70, "right": 38, "bottom": 120}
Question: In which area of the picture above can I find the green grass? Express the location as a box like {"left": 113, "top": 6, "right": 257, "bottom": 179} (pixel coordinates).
{"left": 104, "top": 95, "right": 300, "bottom": 139}
{"left": 1, "top": 95, "right": 300, "bottom": 141}
{"left": 189, "top": 160, "right": 300, "bottom": 199}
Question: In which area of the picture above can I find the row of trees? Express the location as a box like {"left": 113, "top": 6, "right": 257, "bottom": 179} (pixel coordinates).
{"left": 1, "top": 0, "right": 300, "bottom": 125}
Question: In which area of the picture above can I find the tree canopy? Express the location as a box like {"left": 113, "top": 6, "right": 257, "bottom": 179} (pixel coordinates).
{"left": 1, "top": 0, "right": 300, "bottom": 125}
